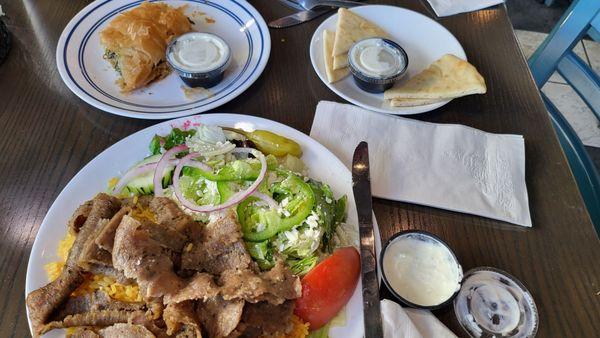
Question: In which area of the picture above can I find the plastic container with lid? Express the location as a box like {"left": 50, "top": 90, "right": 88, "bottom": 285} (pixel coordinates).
{"left": 380, "top": 230, "right": 463, "bottom": 310}
{"left": 348, "top": 37, "right": 408, "bottom": 93}
{"left": 166, "top": 32, "right": 231, "bottom": 88}
{"left": 454, "top": 267, "right": 539, "bottom": 338}
{"left": 381, "top": 230, "right": 539, "bottom": 337}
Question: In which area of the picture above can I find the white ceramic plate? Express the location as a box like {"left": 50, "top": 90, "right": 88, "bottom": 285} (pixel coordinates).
{"left": 25, "top": 114, "right": 381, "bottom": 338}
{"left": 310, "top": 5, "right": 466, "bottom": 115}
{"left": 56, "top": 0, "right": 270, "bottom": 119}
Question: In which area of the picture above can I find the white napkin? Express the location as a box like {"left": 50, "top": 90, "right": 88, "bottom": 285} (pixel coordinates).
{"left": 381, "top": 299, "right": 457, "bottom": 338}
{"left": 310, "top": 101, "right": 532, "bottom": 227}
{"left": 426, "top": 0, "right": 504, "bottom": 17}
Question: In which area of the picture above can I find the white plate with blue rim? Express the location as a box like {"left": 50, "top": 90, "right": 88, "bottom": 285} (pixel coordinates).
{"left": 56, "top": 0, "right": 270, "bottom": 119}
{"left": 310, "top": 5, "right": 466, "bottom": 115}
{"left": 25, "top": 114, "right": 382, "bottom": 338}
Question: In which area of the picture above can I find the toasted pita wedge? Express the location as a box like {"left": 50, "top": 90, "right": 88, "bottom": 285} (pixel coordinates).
{"left": 389, "top": 98, "right": 446, "bottom": 107}
{"left": 332, "top": 8, "right": 388, "bottom": 69}
{"left": 323, "top": 30, "right": 350, "bottom": 83}
{"left": 384, "top": 54, "right": 486, "bottom": 100}
{"left": 333, "top": 54, "right": 349, "bottom": 70}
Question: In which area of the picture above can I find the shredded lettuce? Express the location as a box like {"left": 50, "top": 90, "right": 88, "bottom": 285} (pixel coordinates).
{"left": 149, "top": 128, "right": 196, "bottom": 155}
{"left": 279, "top": 154, "right": 307, "bottom": 174}
{"left": 177, "top": 175, "right": 220, "bottom": 207}
{"left": 288, "top": 255, "right": 318, "bottom": 275}
{"left": 274, "top": 211, "right": 323, "bottom": 258}
{"left": 186, "top": 125, "right": 234, "bottom": 154}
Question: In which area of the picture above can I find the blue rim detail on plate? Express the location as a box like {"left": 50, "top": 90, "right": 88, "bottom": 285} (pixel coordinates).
{"left": 60, "top": 0, "right": 266, "bottom": 114}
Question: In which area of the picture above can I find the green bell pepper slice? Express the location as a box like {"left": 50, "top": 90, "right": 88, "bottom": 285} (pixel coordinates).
{"left": 238, "top": 173, "right": 315, "bottom": 242}
{"left": 245, "top": 240, "right": 275, "bottom": 270}
{"left": 183, "top": 155, "right": 277, "bottom": 182}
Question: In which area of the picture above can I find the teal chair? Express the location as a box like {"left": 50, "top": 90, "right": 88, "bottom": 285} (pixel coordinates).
{"left": 528, "top": 0, "right": 600, "bottom": 235}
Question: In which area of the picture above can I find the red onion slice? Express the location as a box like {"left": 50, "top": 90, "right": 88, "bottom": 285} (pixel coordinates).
{"left": 112, "top": 158, "right": 178, "bottom": 195}
{"left": 200, "top": 142, "right": 236, "bottom": 157}
{"left": 172, "top": 147, "right": 267, "bottom": 213}
{"left": 252, "top": 191, "right": 278, "bottom": 209}
{"left": 184, "top": 161, "right": 213, "bottom": 172}
{"left": 112, "top": 162, "right": 157, "bottom": 195}
{"left": 154, "top": 144, "right": 188, "bottom": 197}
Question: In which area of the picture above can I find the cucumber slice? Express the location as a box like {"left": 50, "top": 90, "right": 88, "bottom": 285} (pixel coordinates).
{"left": 123, "top": 167, "right": 173, "bottom": 195}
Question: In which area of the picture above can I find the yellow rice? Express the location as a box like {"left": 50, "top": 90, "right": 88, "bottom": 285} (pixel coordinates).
{"left": 278, "top": 315, "right": 310, "bottom": 338}
{"left": 44, "top": 231, "right": 141, "bottom": 303}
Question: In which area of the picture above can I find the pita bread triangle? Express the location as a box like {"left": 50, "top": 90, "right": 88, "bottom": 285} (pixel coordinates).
{"left": 332, "top": 8, "right": 388, "bottom": 60}
{"left": 384, "top": 54, "right": 486, "bottom": 100}
{"left": 389, "top": 98, "right": 446, "bottom": 107}
{"left": 323, "top": 30, "right": 350, "bottom": 83}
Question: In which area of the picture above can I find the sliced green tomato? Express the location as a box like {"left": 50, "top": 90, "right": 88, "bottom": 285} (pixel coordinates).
{"left": 237, "top": 173, "right": 315, "bottom": 242}
{"left": 183, "top": 155, "right": 278, "bottom": 182}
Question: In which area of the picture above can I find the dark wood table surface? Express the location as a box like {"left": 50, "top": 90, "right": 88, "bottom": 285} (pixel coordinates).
{"left": 1, "top": 0, "right": 599, "bottom": 337}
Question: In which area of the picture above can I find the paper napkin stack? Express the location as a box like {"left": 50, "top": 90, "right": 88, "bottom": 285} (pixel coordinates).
{"left": 310, "top": 101, "right": 532, "bottom": 227}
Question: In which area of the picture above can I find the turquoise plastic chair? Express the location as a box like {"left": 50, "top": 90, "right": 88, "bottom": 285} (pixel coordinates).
{"left": 528, "top": 0, "right": 600, "bottom": 235}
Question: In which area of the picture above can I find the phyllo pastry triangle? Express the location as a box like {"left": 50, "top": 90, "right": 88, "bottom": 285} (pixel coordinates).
{"left": 100, "top": 2, "right": 192, "bottom": 92}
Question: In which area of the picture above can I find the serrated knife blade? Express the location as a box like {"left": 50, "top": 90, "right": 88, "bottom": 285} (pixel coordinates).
{"left": 352, "top": 141, "right": 383, "bottom": 338}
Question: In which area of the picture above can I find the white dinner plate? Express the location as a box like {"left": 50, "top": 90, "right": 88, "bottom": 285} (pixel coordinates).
{"left": 310, "top": 5, "right": 466, "bottom": 115}
{"left": 56, "top": 0, "right": 270, "bottom": 119}
{"left": 25, "top": 114, "right": 381, "bottom": 338}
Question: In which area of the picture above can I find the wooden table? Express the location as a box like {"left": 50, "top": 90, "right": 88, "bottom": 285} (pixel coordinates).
{"left": 1, "top": 0, "right": 599, "bottom": 337}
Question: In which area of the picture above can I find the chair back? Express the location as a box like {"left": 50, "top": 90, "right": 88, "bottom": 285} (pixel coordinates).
{"left": 528, "top": 0, "right": 600, "bottom": 235}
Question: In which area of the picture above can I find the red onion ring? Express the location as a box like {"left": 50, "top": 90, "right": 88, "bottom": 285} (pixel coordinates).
{"left": 112, "top": 162, "right": 157, "bottom": 195}
{"left": 172, "top": 148, "right": 267, "bottom": 213}
{"left": 112, "top": 158, "right": 178, "bottom": 195}
{"left": 252, "top": 191, "right": 278, "bottom": 209}
{"left": 184, "top": 161, "right": 213, "bottom": 172}
{"left": 154, "top": 144, "right": 188, "bottom": 197}
{"left": 199, "top": 143, "right": 236, "bottom": 157}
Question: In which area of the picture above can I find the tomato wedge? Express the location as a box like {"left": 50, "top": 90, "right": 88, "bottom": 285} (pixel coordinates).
{"left": 294, "top": 247, "right": 361, "bottom": 330}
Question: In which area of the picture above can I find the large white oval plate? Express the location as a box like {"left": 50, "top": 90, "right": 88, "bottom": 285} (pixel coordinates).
{"left": 56, "top": 0, "right": 271, "bottom": 119}
{"left": 310, "top": 5, "right": 466, "bottom": 115}
{"left": 25, "top": 114, "right": 381, "bottom": 338}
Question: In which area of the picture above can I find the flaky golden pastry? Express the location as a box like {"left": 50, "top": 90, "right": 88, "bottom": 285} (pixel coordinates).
{"left": 100, "top": 2, "right": 192, "bottom": 92}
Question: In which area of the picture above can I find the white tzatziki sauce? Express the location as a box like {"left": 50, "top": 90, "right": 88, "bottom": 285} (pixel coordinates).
{"left": 168, "top": 32, "right": 230, "bottom": 73}
{"left": 349, "top": 38, "right": 405, "bottom": 78}
{"left": 382, "top": 233, "right": 462, "bottom": 306}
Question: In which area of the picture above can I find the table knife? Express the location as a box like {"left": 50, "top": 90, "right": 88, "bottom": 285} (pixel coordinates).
{"left": 276, "top": 0, "right": 304, "bottom": 11}
{"left": 351, "top": 141, "right": 384, "bottom": 338}
{"left": 268, "top": 7, "right": 332, "bottom": 28}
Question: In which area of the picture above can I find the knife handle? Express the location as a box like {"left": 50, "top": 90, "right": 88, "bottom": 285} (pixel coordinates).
{"left": 360, "top": 227, "right": 383, "bottom": 338}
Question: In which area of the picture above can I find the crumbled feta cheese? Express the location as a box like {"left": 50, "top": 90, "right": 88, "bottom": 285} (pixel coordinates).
{"left": 285, "top": 228, "right": 299, "bottom": 242}
{"left": 305, "top": 211, "right": 320, "bottom": 229}
{"left": 325, "top": 197, "right": 332, "bottom": 204}
{"left": 186, "top": 125, "right": 235, "bottom": 155}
